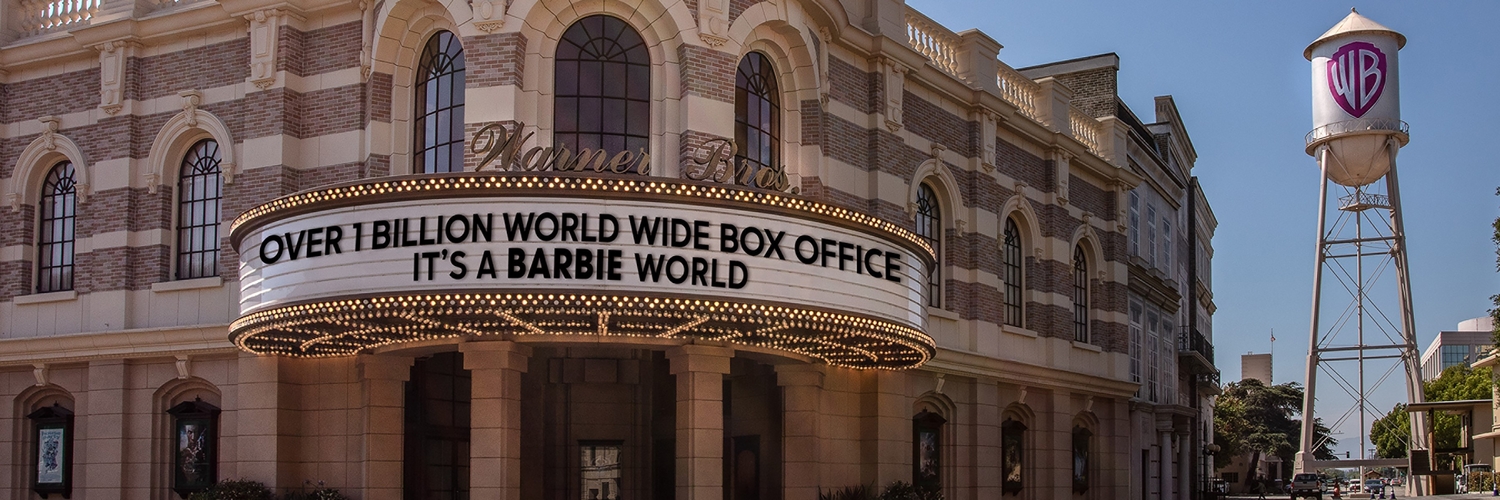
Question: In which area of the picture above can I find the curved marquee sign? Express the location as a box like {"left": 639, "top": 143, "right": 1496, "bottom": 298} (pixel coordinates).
{"left": 229, "top": 174, "right": 936, "bottom": 369}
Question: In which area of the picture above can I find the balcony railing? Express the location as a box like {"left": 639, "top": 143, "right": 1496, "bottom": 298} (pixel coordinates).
{"left": 996, "top": 62, "right": 1046, "bottom": 125}
{"left": 16, "top": 0, "right": 98, "bottom": 38}
{"left": 903, "top": 8, "right": 962, "bottom": 79}
{"left": 1179, "top": 328, "right": 1215, "bottom": 367}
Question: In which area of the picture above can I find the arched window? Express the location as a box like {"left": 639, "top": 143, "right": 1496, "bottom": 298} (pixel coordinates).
{"left": 915, "top": 184, "right": 941, "bottom": 308}
{"left": 37, "top": 162, "right": 77, "bottom": 293}
{"left": 734, "top": 51, "right": 779, "bottom": 173}
{"left": 177, "top": 139, "right": 222, "bottom": 280}
{"left": 414, "top": 30, "right": 466, "bottom": 173}
{"left": 554, "top": 15, "right": 650, "bottom": 161}
{"left": 1002, "top": 217, "right": 1023, "bottom": 327}
{"left": 1073, "top": 246, "right": 1089, "bottom": 343}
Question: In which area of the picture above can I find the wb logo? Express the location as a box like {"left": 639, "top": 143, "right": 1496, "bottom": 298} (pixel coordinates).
{"left": 1327, "top": 41, "right": 1387, "bottom": 118}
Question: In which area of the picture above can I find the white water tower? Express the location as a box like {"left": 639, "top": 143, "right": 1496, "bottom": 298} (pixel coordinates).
{"left": 1294, "top": 8, "right": 1428, "bottom": 493}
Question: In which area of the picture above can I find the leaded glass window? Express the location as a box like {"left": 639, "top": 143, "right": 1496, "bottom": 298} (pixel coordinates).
{"left": 915, "top": 184, "right": 941, "bottom": 308}
{"left": 1002, "top": 217, "right": 1023, "bottom": 327}
{"left": 414, "top": 30, "right": 466, "bottom": 173}
{"left": 177, "top": 140, "right": 221, "bottom": 279}
{"left": 554, "top": 15, "right": 650, "bottom": 163}
{"left": 37, "top": 162, "right": 76, "bottom": 293}
{"left": 1073, "top": 246, "right": 1089, "bottom": 343}
{"left": 735, "top": 52, "right": 780, "bottom": 173}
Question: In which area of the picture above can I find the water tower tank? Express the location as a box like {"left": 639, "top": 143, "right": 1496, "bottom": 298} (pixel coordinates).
{"left": 1305, "top": 9, "right": 1408, "bottom": 187}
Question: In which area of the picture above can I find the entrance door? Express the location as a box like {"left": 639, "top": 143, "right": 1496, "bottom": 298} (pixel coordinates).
{"left": 405, "top": 352, "right": 472, "bottom": 500}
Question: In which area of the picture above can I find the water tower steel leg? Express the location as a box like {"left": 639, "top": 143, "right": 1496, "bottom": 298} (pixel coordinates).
{"left": 1297, "top": 147, "right": 1332, "bottom": 474}
{"left": 1383, "top": 140, "right": 1429, "bottom": 495}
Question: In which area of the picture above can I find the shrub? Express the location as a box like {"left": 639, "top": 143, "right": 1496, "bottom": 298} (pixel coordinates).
{"left": 819, "top": 483, "right": 877, "bottom": 500}
{"left": 188, "top": 479, "right": 275, "bottom": 500}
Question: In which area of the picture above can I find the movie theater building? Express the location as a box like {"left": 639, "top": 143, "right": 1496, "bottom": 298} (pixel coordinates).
{"left": 0, "top": 0, "right": 1216, "bottom": 498}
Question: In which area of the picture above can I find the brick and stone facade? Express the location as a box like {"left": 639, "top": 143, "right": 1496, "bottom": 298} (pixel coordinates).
{"left": 0, "top": 0, "right": 1214, "bottom": 499}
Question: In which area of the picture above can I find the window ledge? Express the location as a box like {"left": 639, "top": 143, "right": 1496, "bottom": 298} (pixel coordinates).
{"left": 1071, "top": 341, "right": 1103, "bottom": 353}
{"left": 14, "top": 290, "right": 77, "bottom": 305}
{"left": 926, "top": 307, "right": 959, "bottom": 322}
{"left": 1002, "top": 325, "right": 1038, "bottom": 338}
{"left": 151, "top": 276, "right": 223, "bottom": 293}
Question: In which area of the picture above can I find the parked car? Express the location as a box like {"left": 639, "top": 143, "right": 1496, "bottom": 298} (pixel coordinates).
{"left": 1291, "top": 473, "right": 1325, "bottom": 500}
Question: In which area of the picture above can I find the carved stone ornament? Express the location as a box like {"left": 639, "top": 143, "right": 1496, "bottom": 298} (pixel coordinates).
{"left": 699, "top": 32, "right": 728, "bottom": 47}
{"left": 96, "top": 40, "right": 138, "bottom": 115}
{"left": 180, "top": 90, "right": 203, "bottom": 127}
{"left": 473, "top": 0, "right": 505, "bottom": 33}
{"left": 929, "top": 142, "right": 946, "bottom": 161}
{"left": 697, "top": 0, "right": 729, "bottom": 48}
{"left": 882, "top": 58, "right": 908, "bottom": 132}
{"left": 358, "top": 1, "right": 374, "bottom": 79}
{"left": 6, "top": 192, "right": 19, "bottom": 212}
{"left": 246, "top": 9, "right": 302, "bottom": 90}
{"left": 145, "top": 171, "right": 162, "bottom": 194}
{"left": 175, "top": 355, "right": 192, "bottom": 379}
{"left": 33, "top": 363, "right": 47, "bottom": 387}
{"left": 817, "top": 27, "right": 831, "bottom": 109}
{"left": 39, "top": 116, "right": 61, "bottom": 151}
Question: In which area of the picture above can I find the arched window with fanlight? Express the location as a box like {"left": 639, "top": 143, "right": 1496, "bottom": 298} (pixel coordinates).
{"left": 1002, "top": 217, "right": 1023, "bottom": 327}
{"left": 413, "top": 30, "right": 466, "bottom": 173}
{"left": 915, "top": 183, "right": 941, "bottom": 308}
{"left": 554, "top": 15, "right": 650, "bottom": 161}
{"left": 734, "top": 51, "right": 779, "bottom": 173}
{"left": 1073, "top": 245, "right": 1090, "bottom": 343}
{"left": 37, "top": 161, "right": 77, "bottom": 293}
{"left": 177, "top": 139, "right": 222, "bottom": 280}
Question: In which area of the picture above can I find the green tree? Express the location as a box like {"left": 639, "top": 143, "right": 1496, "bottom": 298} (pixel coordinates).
{"left": 1492, "top": 188, "right": 1500, "bottom": 346}
{"left": 1369, "top": 364, "right": 1494, "bottom": 458}
{"left": 1213, "top": 380, "right": 1336, "bottom": 478}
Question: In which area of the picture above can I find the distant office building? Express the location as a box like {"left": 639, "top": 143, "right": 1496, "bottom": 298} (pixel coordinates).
{"left": 1420, "top": 316, "right": 1495, "bottom": 380}
{"left": 1242, "top": 353, "right": 1272, "bottom": 385}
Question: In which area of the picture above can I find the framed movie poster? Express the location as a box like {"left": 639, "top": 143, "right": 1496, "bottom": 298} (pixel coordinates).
{"left": 1001, "top": 419, "right": 1026, "bottom": 495}
{"left": 1072, "top": 426, "right": 1092, "bottom": 494}
{"left": 580, "top": 441, "right": 623, "bottom": 500}
{"left": 167, "top": 398, "right": 221, "bottom": 498}
{"left": 912, "top": 410, "right": 946, "bottom": 491}
{"left": 27, "top": 403, "right": 73, "bottom": 499}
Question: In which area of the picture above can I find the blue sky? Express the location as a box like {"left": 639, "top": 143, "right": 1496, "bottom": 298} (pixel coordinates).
{"left": 907, "top": 0, "right": 1500, "bottom": 458}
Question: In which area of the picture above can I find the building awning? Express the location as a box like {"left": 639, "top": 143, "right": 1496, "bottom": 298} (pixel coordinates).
{"left": 1404, "top": 399, "right": 1493, "bottom": 412}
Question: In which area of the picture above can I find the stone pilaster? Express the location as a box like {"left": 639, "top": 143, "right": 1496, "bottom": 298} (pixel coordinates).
{"left": 358, "top": 354, "right": 413, "bottom": 500}
{"left": 667, "top": 344, "right": 733, "bottom": 500}
{"left": 83, "top": 359, "right": 126, "bottom": 497}
{"left": 776, "top": 363, "right": 825, "bottom": 500}
{"left": 236, "top": 353, "right": 281, "bottom": 484}
{"left": 462, "top": 341, "right": 531, "bottom": 500}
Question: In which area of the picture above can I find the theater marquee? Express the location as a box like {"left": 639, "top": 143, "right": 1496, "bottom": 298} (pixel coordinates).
{"left": 229, "top": 174, "right": 936, "bottom": 369}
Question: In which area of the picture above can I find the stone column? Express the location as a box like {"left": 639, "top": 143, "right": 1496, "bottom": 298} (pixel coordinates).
{"left": 865, "top": 369, "right": 911, "bottom": 484}
{"left": 667, "top": 345, "right": 733, "bottom": 500}
{"left": 358, "top": 354, "right": 414, "bottom": 500}
{"left": 84, "top": 359, "right": 125, "bottom": 498}
{"left": 1159, "top": 431, "right": 1173, "bottom": 500}
{"left": 237, "top": 353, "right": 281, "bottom": 485}
{"left": 971, "top": 378, "right": 1001, "bottom": 498}
{"left": 777, "top": 364, "right": 825, "bottom": 500}
{"left": 462, "top": 341, "right": 531, "bottom": 500}
{"left": 1178, "top": 432, "right": 1192, "bottom": 500}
